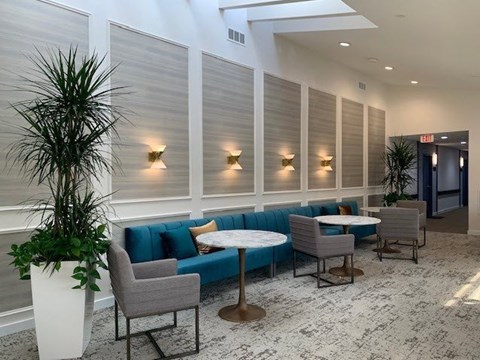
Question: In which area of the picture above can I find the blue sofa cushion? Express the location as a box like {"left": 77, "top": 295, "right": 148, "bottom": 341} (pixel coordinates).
{"left": 162, "top": 227, "right": 198, "bottom": 260}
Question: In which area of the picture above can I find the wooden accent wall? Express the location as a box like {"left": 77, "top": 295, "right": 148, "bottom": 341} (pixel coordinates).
{"left": 110, "top": 24, "right": 189, "bottom": 200}
{"left": 308, "top": 88, "right": 336, "bottom": 189}
{"left": 368, "top": 106, "right": 386, "bottom": 186}
{"left": 264, "top": 74, "right": 301, "bottom": 192}
{"left": 202, "top": 54, "right": 254, "bottom": 195}
{"left": 342, "top": 99, "right": 364, "bottom": 188}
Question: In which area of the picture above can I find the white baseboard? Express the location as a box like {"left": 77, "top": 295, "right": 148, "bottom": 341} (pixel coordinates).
{"left": 0, "top": 295, "right": 114, "bottom": 338}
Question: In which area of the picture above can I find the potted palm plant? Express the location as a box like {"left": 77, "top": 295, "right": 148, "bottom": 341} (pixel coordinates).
{"left": 382, "top": 137, "right": 416, "bottom": 206}
{"left": 7, "top": 46, "right": 125, "bottom": 359}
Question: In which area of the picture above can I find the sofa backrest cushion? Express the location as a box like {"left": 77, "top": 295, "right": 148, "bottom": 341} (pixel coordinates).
{"left": 244, "top": 206, "right": 313, "bottom": 234}
{"left": 322, "top": 201, "right": 359, "bottom": 216}
{"left": 125, "top": 214, "right": 245, "bottom": 263}
{"left": 162, "top": 226, "right": 199, "bottom": 259}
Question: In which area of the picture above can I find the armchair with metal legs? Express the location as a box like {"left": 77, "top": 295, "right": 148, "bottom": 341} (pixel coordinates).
{"left": 289, "top": 214, "right": 355, "bottom": 288}
{"left": 397, "top": 200, "right": 427, "bottom": 247}
{"left": 108, "top": 243, "right": 200, "bottom": 360}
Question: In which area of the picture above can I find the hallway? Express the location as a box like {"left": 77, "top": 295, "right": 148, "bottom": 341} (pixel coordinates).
{"left": 427, "top": 207, "right": 468, "bottom": 234}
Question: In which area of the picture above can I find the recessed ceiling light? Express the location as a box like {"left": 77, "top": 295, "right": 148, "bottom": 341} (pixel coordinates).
{"left": 441, "top": 136, "right": 448, "bottom": 139}
{"left": 385, "top": 66, "right": 394, "bottom": 71}
{"left": 367, "top": 57, "right": 378, "bottom": 63}
{"left": 411, "top": 80, "right": 419, "bottom": 84}
{"left": 461, "top": 141, "right": 467, "bottom": 145}
{"left": 339, "top": 42, "right": 351, "bottom": 47}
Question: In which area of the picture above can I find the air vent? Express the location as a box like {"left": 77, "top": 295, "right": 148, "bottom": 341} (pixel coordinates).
{"left": 359, "top": 82, "right": 367, "bottom": 90}
{"left": 227, "top": 28, "right": 245, "bottom": 46}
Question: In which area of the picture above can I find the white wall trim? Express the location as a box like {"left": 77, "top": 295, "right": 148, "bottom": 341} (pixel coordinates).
{"left": 263, "top": 190, "right": 302, "bottom": 195}
{"left": 39, "top": 0, "right": 91, "bottom": 17}
{"left": 263, "top": 200, "right": 302, "bottom": 207}
{"left": 307, "top": 187, "right": 338, "bottom": 192}
{"left": 202, "top": 204, "right": 256, "bottom": 214}
{"left": 0, "top": 227, "right": 34, "bottom": 235}
{"left": 108, "top": 20, "right": 189, "bottom": 50}
{"left": 202, "top": 192, "right": 256, "bottom": 199}
{"left": 110, "top": 196, "right": 192, "bottom": 205}
{"left": 110, "top": 211, "right": 191, "bottom": 223}
{"left": 201, "top": 50, "right": 255, "bottom": 71}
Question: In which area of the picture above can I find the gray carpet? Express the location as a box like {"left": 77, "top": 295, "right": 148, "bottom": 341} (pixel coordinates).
{"left": 427, "top": 207, "right": 468, "bottom": 234}
{"left": 1, "top": 232, "right": 480, "bottom": 359}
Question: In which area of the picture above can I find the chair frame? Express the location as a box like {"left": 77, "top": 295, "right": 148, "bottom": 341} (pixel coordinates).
{"left": 114, "top": 301, "right": 199, "bottom": 360}
{"left": 377, "top": 236, "right": 419, "bottom": 264}
{"left": 292, "top": 250, "right": 354, "bottom": 288}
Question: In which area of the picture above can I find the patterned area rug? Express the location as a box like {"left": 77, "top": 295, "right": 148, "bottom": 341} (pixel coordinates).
{"left": 1, "top": 232, "right": 480, "bottom": 360}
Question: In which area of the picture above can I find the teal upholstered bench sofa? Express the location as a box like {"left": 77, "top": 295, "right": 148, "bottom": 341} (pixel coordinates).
{"left": 124, "top": 201, "right": 375, "bottom": 285}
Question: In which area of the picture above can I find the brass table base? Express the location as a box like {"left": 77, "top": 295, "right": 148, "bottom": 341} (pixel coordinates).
{"left": 329, "top": 256, "right": 364, "bottom": 277}
{"left": 329, "top": 266, "right": 364, "bottom": 277}
{"left": 373, "top": 241, "right": 402, "bottom": 254}
{"left": 219, "top": 304, "right": 266, "bottom": 323}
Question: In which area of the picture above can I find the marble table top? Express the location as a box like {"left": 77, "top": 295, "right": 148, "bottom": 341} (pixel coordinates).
{"left": 314, "top": 215, "right": 381, "bottom": 226}
{"left": 196, "top": 230, "right": 287, "bottom": 249}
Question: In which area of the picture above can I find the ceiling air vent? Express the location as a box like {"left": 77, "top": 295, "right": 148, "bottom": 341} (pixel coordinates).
{"left": 227, "top": 28, "right": 245, "bottom": 46}
{"left": 359, "top": 82, "right": 367, "bottom": 90}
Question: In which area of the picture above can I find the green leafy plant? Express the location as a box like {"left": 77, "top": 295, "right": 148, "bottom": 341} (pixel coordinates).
{"left": 6, "top": 46, "right": 126, "bottom": 291}
{"left": 382, "top": 137, "right": 416, "bottom": 206}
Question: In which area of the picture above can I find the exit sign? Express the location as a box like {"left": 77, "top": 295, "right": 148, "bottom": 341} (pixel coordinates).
{"left": 420, "top": 134, "right": 435, "bottom": 143}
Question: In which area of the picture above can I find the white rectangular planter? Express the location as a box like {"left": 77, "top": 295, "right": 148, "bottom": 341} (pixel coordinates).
{"left": 30, "top": 262, "right": 94, "bottom": 360}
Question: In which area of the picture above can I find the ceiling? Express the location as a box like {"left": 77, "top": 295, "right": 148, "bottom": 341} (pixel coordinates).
{"left": 222, "top": 0, "right": 480, "bottom": 89}
{"left": 401, "top": 131, "right": 469, "bottom": 151}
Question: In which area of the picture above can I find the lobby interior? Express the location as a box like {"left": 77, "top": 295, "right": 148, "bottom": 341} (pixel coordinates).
{"left": 0, "top": 1, "right": 479, "bottom": 359}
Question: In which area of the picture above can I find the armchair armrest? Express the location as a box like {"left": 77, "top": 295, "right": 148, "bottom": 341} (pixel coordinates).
{"left": 132, "top": 258, "right": 177, "bottom": 279}
{"left": 123, "top": 273, "right": 201, "bottom": 318}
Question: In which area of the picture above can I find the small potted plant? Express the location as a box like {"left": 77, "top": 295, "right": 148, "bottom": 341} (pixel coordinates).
{"left": 382, "top": 137, "right": 416, "bottom": 206}
{"left": 7, "top": 46, "right": 126, "bottom": 359}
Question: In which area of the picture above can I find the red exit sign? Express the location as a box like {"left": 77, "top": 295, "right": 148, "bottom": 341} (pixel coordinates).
{"left": 420, "top": 134, "right": 434, "bottom": 143}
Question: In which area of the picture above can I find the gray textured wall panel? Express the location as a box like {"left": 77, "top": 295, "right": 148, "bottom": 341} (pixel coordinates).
{"left": 307, "top": 198, "right": 338, "bottom": 206}
{"left": 308, "top": 88, "right": 336, "bottom": 189}
{"left": 264, "top": 74, "right": 301, "bottom": 192}
{"left": 0, "top": 0, "right": 88, "bottom": 206}
{"left": 368, "top": 106, "right": 386, "bottom": 186}
{"left": 110, "top": 25, "right": 189, "bottom": 200}
{"left": 0, "top": 231, "right": 32, "bottom": 312}
{"left": 202, "top": 54, "right": 254, "bottom": 195}
{"left": 342, "top": 195, "right": 364, "bottom": 209}
{"left": 342, "top": 99, "right": 364, "bottom": 188}
{"left": 264, "top": 202, "right": 302, "bottom": 211}
{"left": 368, "top": 194, "right": 385, "bottom": 207}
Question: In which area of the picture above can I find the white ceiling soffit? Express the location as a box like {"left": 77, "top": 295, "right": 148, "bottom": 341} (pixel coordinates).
{"left": 274, "top": 15, "right": 377, "bottom": 33}
{"left": 247, "top": 0, "right": 355, "bottom": 22}
{"left": 219, "top": 0, "right": 313, "bottom": 10}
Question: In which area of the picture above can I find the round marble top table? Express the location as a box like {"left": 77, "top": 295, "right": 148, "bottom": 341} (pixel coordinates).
{"left": 196, "top": 230, "right": 287, "bottom": 323}
{"left": 314, "top": 215, "right": 381, "bottom": 277}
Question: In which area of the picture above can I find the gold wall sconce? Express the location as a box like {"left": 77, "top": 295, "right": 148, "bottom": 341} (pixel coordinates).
{"left": 320, "top": 156, "right": 333, "bottom": 171}
{"left": 227, "top": 150, "right": 242, "bottom": 170}
{"left": 149, "top": 145, "right": 167, "bottom": 169}
{"left": 282, "top": 154, "right": 295, "bottom": 171}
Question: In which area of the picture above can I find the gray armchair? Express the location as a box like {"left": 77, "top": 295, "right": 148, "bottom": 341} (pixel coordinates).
{"left": 397, "top": 200, "right": 427, "bottom": 247}
{"left": 377, "top": 208, "right": 420, "bottom": 263}
{"left": 107, "top": 243, "right": 200, "bottom": 360}
{"left": 289, "top": 214, "right": 355, "bottom": 287}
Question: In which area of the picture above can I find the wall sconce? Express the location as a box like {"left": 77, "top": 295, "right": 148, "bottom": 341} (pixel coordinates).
{"left": 282, "top": 154, "right": 295, "bottom": 171}
{"left": 227, "top": 150, "right": 242, "bottom": 170}
{"left": 432, "top": 152, "right": 437, "bottom": 171}
{"left": 320, "top": 156, "right": 333, "bottom": 171}
{"left": 148, "top": 145, "right": 167, "bottom": 169}
{"left": 460, "top": 156, "right": 464, "bottom": 169}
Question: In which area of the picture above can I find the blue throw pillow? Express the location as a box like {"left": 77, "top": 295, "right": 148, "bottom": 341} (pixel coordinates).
{"left": 162, "top": 227, "right": 198, "bottom": 260}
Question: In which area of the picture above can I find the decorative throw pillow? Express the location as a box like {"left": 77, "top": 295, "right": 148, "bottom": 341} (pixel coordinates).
{"left": 161, "top": 227, "right": 198, "bottom": 260}
{"left": 189, "top": 220, "right": 223, "bottom": 255}
{"left": 338, "top": 205, "right": 353, "bottom": 215}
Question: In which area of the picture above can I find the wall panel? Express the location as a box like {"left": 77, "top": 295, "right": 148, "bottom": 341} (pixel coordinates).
{"left": 308, "top": 88, "right": 336, "bottom": 189}
{"left": 368, "top": 106, "right": 386, "bottom": 186}
{"left": 110, "top": 25, "right": 189, "bottom": 200}
{"left": 264, "top": 202, "right": 302, "bottom": 211}
{"left": 307, "top": 198, "right": 338, "bottom": 206}
{"left": 203, "top": 54, "right": 254, "bottom": 195}
{"left": 341, "top": 195, "right": 364, "bottom": 209}
{"left": 367, "top": 194, "right": 384, "bottom": 207}
{"left": 264, "top": 74, "right": 301, "bottom": 192}
{"left": 0, "top": 231, "right": 32, "bottom": 313}
{"left": 0, "top": 0, "right": 88, "bottom": 206}
{"left": 342, "top": 99, "right": 364, "bottom": 188}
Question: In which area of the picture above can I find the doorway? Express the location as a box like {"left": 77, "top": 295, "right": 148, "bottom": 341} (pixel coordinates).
{"left": 422, "top": 154, "right": 433, "bottom": 218}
